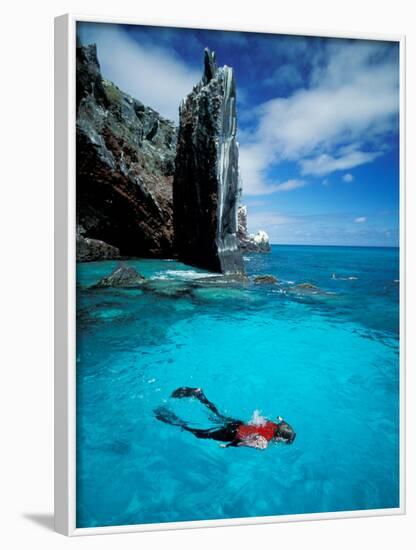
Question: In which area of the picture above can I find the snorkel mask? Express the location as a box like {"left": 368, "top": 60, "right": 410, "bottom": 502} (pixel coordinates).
{"left": 275, "top": 416, "right": 296, "bottom": 444}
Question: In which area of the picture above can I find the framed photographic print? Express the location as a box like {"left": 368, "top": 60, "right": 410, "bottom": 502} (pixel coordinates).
{"left": 54, "top": 14, "right": 405, "bottom": 535}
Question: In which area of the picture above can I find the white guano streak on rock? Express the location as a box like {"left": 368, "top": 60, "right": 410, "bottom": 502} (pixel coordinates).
{"left": 217, "top": 66, "right": 238, "bottom": 255}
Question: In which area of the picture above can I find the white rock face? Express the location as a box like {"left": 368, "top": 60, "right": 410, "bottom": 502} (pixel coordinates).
{"left": 237, "top": 205, "right": 271, "bottom": 253}
{"left": 252, "top": 230, "right": 270, "bottom": 246}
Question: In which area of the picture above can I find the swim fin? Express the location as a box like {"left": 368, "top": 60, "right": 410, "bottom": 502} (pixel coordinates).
{"left": 171, "top": 387, "right": 202, "bottom": 399}
{"left": 154, "top": 406, "right": 188, "bottom": 429}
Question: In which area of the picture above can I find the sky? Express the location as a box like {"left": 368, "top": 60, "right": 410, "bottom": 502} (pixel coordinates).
{"left": 78, "top": 22, "right": 400, "bottom": 247}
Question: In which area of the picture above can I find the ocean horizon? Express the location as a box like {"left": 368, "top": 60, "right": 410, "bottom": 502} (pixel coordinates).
{"left": 268, "top": 243, "right": 400, "bottom": 249}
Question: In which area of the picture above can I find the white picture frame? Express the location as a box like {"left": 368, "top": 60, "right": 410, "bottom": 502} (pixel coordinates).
{"left": 54, "top": 13, "right": 406, "bottom": 536}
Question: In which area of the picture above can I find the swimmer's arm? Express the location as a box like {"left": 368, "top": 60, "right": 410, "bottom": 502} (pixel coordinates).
{"left": 219, "top": 436, "right": 269, "bottom": 450}
{"left": 219, "top": 440, "right": 239, "bottom": 448}
{"left": 237, "top": 435, "right": 269, "bottom": 450}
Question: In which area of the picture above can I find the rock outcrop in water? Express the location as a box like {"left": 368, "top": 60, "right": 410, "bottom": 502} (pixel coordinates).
{"left": 253, "top": 275, "right": 278, "bottom": 284}
{"left": 76, "top": 229, "right": 121, "bottom": 262}
{"left": 93, "top": 263, "right": 145, "bottom": 288}
{"left": 76, "top": 41, "right": 176, "bottom": 260}
{"left": 173, "top": 49, "right": 244, "bottom": 274}
{"left": 238, "top": 205, "right": 271, "bottom": 253}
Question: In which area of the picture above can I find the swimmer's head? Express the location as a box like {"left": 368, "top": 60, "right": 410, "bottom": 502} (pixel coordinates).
{"left": 274, "top": 418, "right": 296, "bottom": 444}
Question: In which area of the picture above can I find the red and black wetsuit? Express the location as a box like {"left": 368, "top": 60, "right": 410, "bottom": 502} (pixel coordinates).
{"left": 159, "top": 418, "right": 279, "bottom": 447}
{"left": 236, "top": 421, "right": 279, "bottom": 443}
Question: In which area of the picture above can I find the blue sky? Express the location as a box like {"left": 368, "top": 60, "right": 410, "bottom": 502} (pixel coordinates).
{"left": 78, "top": 22, "right": 400, "bottom": 247}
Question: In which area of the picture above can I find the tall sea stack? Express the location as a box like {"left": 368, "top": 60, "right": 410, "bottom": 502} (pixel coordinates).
{"left": 173, "top": 49, "right": 245, "bottom": 274}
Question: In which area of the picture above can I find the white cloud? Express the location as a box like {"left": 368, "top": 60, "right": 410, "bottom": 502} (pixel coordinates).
{"left": 342, "top": 173, "right": 354, "bottom": 182}
{"left": 300, "top": 151, "right": 380, "bottom": 176}
{"left": 354, "top": 217, "right": 367, "bottom": 223}
{"left": 240, "top": 40, "right": 399, "bottom": 195}
{"left": 239, "top": 142, "right": 309, "bottom": 195}
{"left": 78, "top": 24, "right": 200, "bottom": 122}
{"left": 273, "top": 179, "right": 307, "bottom": 192}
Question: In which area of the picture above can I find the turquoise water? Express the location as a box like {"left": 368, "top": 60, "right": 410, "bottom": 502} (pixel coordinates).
{"left": 76, "top": 245, "right": 400, "bottom": 528}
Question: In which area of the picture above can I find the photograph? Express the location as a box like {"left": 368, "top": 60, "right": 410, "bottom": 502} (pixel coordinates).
{"left": 74, "top": 20, "right": 401, "bottom": 529}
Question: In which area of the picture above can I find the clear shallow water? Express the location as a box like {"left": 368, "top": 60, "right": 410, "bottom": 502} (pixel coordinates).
{"left": 76, "top": 245, "right": 400, "bottom": 527}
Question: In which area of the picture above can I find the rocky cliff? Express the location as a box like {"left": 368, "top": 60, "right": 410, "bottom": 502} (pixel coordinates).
{"left": 173, "top": 49, "right": 244, "bottom": 274}
{"left": 76, "top": 42, "right": 269, "bottom": 265}
{"left": 76, "top": 41, "right": 176, "bottom": 260}
{"left": 238, "top": 205, "right": 271, "bottom": 253}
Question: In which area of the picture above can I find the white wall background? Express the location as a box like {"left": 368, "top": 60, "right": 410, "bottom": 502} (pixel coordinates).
{"left": 1, "top": 0, "right": 414, "bottom": 548}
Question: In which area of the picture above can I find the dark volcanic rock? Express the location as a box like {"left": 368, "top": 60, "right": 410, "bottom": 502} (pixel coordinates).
{"left": 93, "top": 263, "right": 145, "bottom": 288}
{"left": 238, "top": 205, "right": 271, "bottom": 253}
{"left": 76, "top": 231, "right": 121, "bottom": 262}
{"left": 76, "top": 41, "right": 176, "bottom": 259}
{"left": 173, "top": 49, "right": 244, "bottom": 274}
{"left": 253, "top": 275, "right": 278, "bottom": 284}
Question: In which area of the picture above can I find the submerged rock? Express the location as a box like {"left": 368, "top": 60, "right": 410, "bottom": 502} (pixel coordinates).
{"left": 295, "top": 283, "right": 320, "bottom": 291}
{"left": 288, "top": 282, "right": 324, "bottom": 295}
{"left": 253, "top": 275, "right": 278, "bottom": 284}
{"left": 93, "top": 263, "right": 145, "bottom": 288}
{"left": 238, "top": 205, "right": 271, "bottom": 253}
{"left": 193, "top": 273, "right": 248, "bottom": 286}
{"left": 142, "top": 279, "right": 193, "bottom": 299}
{"left": 173, "top": 49, "right": 244, "bottom": 275}
{"left": 192, "top": 286, "right": 250, "bottom": 302}
{"left": 76, "top": 41, "right": 176, "bottom": 259}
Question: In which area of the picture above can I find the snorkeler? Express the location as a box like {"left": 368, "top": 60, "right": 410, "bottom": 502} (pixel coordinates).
{"left": 154, "top": 387, "right": 296, "bottom": 450}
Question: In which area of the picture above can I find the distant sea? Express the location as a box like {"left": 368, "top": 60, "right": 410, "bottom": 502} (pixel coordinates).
{"left": 76, "top": 244, "right": 400, "bottom": 527}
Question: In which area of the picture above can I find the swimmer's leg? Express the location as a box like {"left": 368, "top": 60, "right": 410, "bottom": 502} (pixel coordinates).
{"left": 154, "top": 406, "right": 213, "bottom": 436}
{"left": 203, "top": 422, "right": 241, "bottom": 443}
{"left": 171, "top": 387, "right": 232, "bottom": 422}
{"left": 155, "top": 406, "right": 239, "bottom": 443}
{"left": 154, "top": 406, "right": 190, "bottom": 429}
